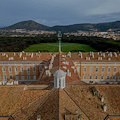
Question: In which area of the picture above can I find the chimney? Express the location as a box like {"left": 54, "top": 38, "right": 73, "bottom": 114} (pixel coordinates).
{"left": 37, "top": 115, "right": 41, "bottom": 120}
{"left": 19, "top": 52, "right": 22, "bottom": 58}
{"left": 31, "top": 53, "right": 33, "bottom": 58}
{"left": 101, "top": 95, "right": 104, "bottom": 102}
{"left": 75, "top": 110, "right": 78, "bottom": 115}
{"left": 6, "top": 55, "right": 8, "bottom": 58}
{"left": 103, "top": 104, "right": 107, "bottom": 112}
{"left": 78, "top": 115, "right": 82, "bottom": 120}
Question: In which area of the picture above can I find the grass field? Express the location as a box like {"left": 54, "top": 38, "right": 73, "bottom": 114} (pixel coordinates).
{"left": 23, "top": 42, "right": 97, "bottom": 52}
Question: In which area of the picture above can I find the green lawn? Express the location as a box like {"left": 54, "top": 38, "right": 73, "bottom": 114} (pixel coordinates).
{"left": 23, "top": 43, "right": 97, "bottom": 52}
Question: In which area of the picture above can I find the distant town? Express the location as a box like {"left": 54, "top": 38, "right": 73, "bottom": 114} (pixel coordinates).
{"left": 1, "top": 28, "right": 120, "bottom": 40}
{"left": 65, "top": 29, "right": 120, "bottom": 40}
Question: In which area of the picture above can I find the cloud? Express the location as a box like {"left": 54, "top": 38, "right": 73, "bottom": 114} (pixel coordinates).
{"left": 88, "top": 0, "right": 120, "bottom": 15}
{"left": 0, "top": 0, "right": 120, "bottom": 26}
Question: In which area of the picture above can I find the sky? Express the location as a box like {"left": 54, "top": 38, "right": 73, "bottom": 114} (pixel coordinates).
{"left": 0, "top": 0, "right": 120, "bottom": 27}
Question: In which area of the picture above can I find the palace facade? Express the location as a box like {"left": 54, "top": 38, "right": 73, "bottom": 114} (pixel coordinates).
{"left": 0, "top": 51, "right": 120, "bottom": 85}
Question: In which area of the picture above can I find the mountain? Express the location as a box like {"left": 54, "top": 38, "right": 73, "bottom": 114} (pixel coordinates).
{"left": 1, "top": 20, "right": 49, "bottom": 30}
{"left": 1, "top": 20, "right": 120, "bottom": 32}
{"left": 47, "top": 23, "right": 94, "bottom": 32}
{"left": 48, "top": 21, "right": 120, "bottom": 32}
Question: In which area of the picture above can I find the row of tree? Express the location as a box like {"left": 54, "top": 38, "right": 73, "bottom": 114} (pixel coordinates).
{"left": 0, "top": 34, "right": 120, "bottom": 52}
{"left": 62, "top": 35, "right": 120, "bottom": 52}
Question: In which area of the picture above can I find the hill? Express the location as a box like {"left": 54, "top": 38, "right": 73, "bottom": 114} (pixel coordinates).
{"left": 47, "top": 23, "right": 94, "bottom": 32}
{"left": 48, "top": 21, "right": 120, "bottom": 32}
{"left": 1, "top": 20, "right": 120, "bottom": 32}
{"left": 2, "top": 20, "right": 49, "bottom": 30}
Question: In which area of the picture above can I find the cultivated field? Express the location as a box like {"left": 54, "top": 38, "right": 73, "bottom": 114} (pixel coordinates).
{"left": 24, "top": 43, "right": 97, "bottom": 52}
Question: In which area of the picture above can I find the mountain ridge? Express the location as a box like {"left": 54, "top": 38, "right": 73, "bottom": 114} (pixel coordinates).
{"left": 1, "top": 20, "right": 120, "bottom": 32}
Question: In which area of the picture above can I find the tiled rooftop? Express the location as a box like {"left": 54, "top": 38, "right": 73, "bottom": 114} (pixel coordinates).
{"left": 12, "top": 88, "right": 55, "bottom": 120}
{"left": 0, "top": 52, "right": 120, "bottom": 120}
{"left": 0, "top": 86, "right": 49, "bottom": 116}
{"left": 6, "top": 84, "right": 120, "bottom": 120}
{"left": 1, "top": 52, "right": 120, "bottom": 62}
{"left": 67, "top": 52, "right": 120, "bottom": 62}
{"left": 65, "top": 84, "right": 120, "bottom": 120}
{"left": 0, "top": 52, "right": 55, "bottom": 61}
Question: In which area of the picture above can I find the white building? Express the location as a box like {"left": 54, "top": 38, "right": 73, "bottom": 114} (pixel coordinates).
{"left": 53, "top": 69, "right": 66, "bottom": 89}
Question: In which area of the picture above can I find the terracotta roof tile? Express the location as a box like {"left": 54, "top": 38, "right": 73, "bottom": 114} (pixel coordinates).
{"left": 12, "top": 88, "right": 54, "bottom": 120}
{"left": 30, "top": 89, "right": 59, "bottom": 120}
{"left": 65, "top": 85, "right": 120, "bottom": 120}
{"left": 59, "top": 88, "right": 89, "bottom": 120}
{"left": 0, "top": 86, "right": 49, "bottom": 116}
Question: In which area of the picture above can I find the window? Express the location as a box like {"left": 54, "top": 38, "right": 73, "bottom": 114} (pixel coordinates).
{"left": 27, "top": 67, "right": 30, "bottom": 72}
{"left": 89, "top": 75, "right": 92, "bottom": 79}
{"left": 101, "top": 67, "right": 104, "bottom": 72}
{"left": 9, "top": 75, "right": 12, "bottom": 79}
{"left": 101, "top": 75, "right": 104, "bottom": 79}
{"left": 40, "top": 66, "right": 42, "bottom": 72}
{"left": 96, "top": 67, "right": 98, "bottom": 72}
{"left": 107, "top": 75, "right": 109, "bottom": 79}
{"left": 27, "top": 75, "right": 30, "bottom": 80}
{"left": 114, "top": 67, "right": 116, "bottom": 72}
{"left": 108, "top": 67, "right": 110, "bottom": 72}
{"left": 90, "top": 67, "right": 93, "bottom": 72}
{"left": 95, "top": 75, "right": 98, "bottom": 79}
{"left": 112, "top": 75, "right": 116, "bottom": 79}
{"left": 2, "top": 67, "right": 6, "bottom": 72}
{"left": 9, "top": 67, "right": 12, "bottom": 72}
{"left": 3, "top": 75, "right": 6, "bottom": 80}
{"left": 33, "top": 66, "right": 36, "bottom": 72}
{"left": 21, "top": 75, "right": 24, "bottom": 80}
{"left": 83, "top": 75, "right": 86, "bottom": 79}
{"left": 15, "top": 75, "right": 19, "bottom": 80}
{"left": 118, "top": 75, "right": 120, "bottom": 79}
{"left": 33, "top": 75, "right": 36, "bottom": 80}
{"left": 84, "top": 67, "right": 87, "bottom": 72}
{"left": 21, "top": 67, "right": 24, "bottom": 72}
{"left": 14, "top": 67, "right": 18, "bottom": 72}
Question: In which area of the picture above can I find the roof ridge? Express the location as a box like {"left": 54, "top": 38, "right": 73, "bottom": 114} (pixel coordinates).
{"left": 63, "top": 89, "right": 91, "bottom": 120}
{"left": 29, "top": 88, "right": 59, "bottom": 120}
{"left": 11, "top": 88, "right": 54, "bottom": 117}
{"left": 28, "top": 88, "right": 57, "bottom": 119}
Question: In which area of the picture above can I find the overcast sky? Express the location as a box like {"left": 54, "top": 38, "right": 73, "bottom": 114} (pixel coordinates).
{"left": 0, "top": 0, "right": 120, "bottom": 27}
